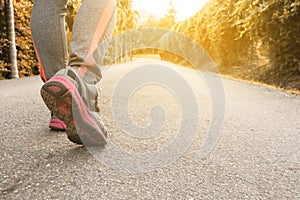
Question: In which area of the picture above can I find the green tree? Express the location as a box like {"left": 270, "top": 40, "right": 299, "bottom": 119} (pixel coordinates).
{"left": 140, "top": 14, "right": 160, "bottom": 28}
{"left": 115, "top": 0, "right": 140, "bottom": 34}
{"left": 159, "top": 1, "right": 177, "bottom": 29}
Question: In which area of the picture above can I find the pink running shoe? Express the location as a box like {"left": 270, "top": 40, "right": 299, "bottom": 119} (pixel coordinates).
{"left": 40, "top": 67, "right": 107, "bottom": 146}
{"left": 49, "top": 114, "right": 66, "bottom": 131}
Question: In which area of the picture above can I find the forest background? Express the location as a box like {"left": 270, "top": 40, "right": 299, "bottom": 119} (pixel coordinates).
{"left": 0, "top": 0, "right": 299, "bottom": 91}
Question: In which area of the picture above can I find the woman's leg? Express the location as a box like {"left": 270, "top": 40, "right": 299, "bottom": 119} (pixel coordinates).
{"left": 69, "top": 0, "right": 116, "bottom": 75}
{"left": 31, "top": 0, "right": 69, "bottom": 131}
{"left": 31, "top": 0, "right": 69, "bottom": 82}
{"left": 39, "top": 0, "right": 117, "bottom": 145}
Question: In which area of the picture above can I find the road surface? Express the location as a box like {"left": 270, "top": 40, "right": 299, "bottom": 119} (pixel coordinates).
{"left": 0, "top": 59, "right": 299, "bottom": 199}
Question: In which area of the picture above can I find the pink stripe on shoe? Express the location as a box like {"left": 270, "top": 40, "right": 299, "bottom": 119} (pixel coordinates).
{"left": 49, "top": 76, "right": 99, "bottom": 127}
{"left": 49, "top": 118, "right": 66, "bottom": 131}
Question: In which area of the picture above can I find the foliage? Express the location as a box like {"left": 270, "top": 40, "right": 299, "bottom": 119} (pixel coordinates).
{"left": 115, "top": 0, "right": 140, "bottom": 34}
{"left": 173, "top": 0, "right": 255, "bottom": 70}
{"left": 0, "top": 0, "right": 38, "bottom": 79}
{"left": 140, "top": 1, "right": 177, "bottom": 29}
{"left": 172, "top": 0, "right": 300, "bottom": 89}
{"left": 1, "top": 0, "right": 299, "bottom": 90}
{"left": 0, "top": 0, "right": 140, "bottom": 78}
{"left": 158, "top": 1, "right": 177, "bottom": 29}
{"left": 66, "top": 0, "right": 82, "bottom": 47}
{"left": 0, "top": 6, "right": 10, "bottom": 79}
{"left": 0, "top": 0, "right": 81, "bottom": 79}
{"left": 104, "top": 0, "right": 140, "bottom": 63}
{"left": 239, "top": 0, "right": 300, "bottom": 88}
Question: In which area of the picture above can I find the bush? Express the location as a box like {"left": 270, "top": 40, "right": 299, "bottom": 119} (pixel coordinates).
{"left": 174, "top": 0, "right": 300, "bottom": 90}
{"left": 242, "top": 0, "right": 300, "bottom": 88}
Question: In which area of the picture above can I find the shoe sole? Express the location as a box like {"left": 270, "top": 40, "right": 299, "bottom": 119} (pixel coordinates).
{"left": 49, "top": 118, "right": 66, "bottom": 131}
{"left": 41, "top": 76, "right": 107, "bottom": 146}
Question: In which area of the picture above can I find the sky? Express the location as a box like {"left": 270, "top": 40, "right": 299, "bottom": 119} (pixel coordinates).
{"left": 132, "top": 0, "right": 209, "bottom": 21}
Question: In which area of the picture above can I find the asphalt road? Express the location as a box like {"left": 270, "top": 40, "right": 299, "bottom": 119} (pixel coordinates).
{"left": 0, "top": 59, "right": 299, "bottom": 199}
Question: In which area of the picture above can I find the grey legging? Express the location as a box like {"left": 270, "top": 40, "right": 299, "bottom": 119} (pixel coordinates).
{"left": 31, "top": 0, "right": 116, "bottom": 82}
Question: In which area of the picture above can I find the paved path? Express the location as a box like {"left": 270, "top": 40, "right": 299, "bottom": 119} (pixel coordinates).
{"left": 0, "top": 59, "right": 299, "bottom": 199}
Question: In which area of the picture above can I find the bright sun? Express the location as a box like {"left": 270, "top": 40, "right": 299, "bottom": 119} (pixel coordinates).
{"left": 132, "top": 0, "right": 209, "bottom": 21}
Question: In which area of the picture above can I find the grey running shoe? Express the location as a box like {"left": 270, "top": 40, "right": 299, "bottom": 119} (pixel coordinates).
{"left": 40, "top": 66, "right": 107, "bottom": 146}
